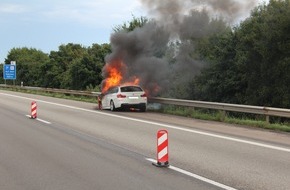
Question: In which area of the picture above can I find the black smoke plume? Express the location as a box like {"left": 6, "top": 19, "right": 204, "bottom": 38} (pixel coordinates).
{"left": 102, "top": 0, "right": 259, "bottom": 97}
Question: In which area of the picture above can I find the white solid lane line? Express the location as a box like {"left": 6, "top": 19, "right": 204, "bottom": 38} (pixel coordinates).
{"left": 146, "top": 158, "right": 237, "bottom": 190}
{"left": 1, "top": 92, "right": 290, "bottom": 153}
{"left": 25, "top": 115, "right": 51, "bottom": 124}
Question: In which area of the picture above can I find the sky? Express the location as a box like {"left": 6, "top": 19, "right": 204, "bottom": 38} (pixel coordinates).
{"left": 0, "top": 0, "right": 268, "bottom": 64}
{"left": 0, "top": 0, "right": 145, "bottom": 63}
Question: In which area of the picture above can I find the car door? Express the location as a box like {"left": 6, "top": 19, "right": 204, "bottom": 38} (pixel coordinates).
{"left": 102, "top": 87, "right": 118, "bottom": 109}
{"left": 108, "top": 87, "right": 118, "bottom": 106}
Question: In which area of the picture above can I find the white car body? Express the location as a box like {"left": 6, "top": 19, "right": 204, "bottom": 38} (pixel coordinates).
{"left": 101, "top": 85, "right": 147, "bottom": 111}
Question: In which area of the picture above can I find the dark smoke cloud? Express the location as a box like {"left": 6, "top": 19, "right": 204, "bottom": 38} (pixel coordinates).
{"left": 142, "top": 0, "right": 258, "bottom": 25}
{"left": 102, "top": 0, "right": 259, "bottom": 97}
{"left": 103, "top": 22, "right": 171, "bottom": 95}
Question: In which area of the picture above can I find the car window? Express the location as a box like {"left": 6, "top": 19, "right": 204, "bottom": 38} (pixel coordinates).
{"left": 113, "top": 87, "right": 118, "bottom": 93}
{"left": 121, "top": 86, "right": 143, "bottom": 92}
{"left": 105, "top": 87, "right": 118, "bottom": 94}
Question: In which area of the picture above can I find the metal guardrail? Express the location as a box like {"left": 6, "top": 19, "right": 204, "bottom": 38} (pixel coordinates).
{"left": 41, "top": 88, "right": 101, "bottom": 97}
{"left": 1, "top": 84, "right": 290, "bottom": 123}
{"left": 0, "top": 84, "right": 101, "bottom": 97}
{"left": 149, "top": 97, "right": 290, "bottom": 122}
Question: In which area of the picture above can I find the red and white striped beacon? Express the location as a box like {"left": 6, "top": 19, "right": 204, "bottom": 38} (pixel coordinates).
{"left": 31, "top": 101, "right": 37, "bottom": 119}
{"left": 153, "top": 130, "right": 169, "bottom": 167}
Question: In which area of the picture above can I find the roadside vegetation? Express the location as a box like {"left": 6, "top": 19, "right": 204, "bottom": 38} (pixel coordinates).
{"left": 0, "top": 86, "right": 98, "bottom": 104}
{"left": 156, "top": 105, "right": 290, "bottom": 132}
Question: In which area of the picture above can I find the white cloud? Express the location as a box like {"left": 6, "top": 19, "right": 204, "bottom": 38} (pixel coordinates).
{"left": 39, "top": 0, "right": 144, "bottom": 28}
{"left": 0, "top": 3, "right": 29, "bottom": 13}
{"left": 0, "top": 0, "right": 144, "bottom": 28}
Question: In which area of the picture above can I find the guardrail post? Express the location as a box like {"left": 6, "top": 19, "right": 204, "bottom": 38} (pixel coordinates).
{"left": 266, "top": 115, "right": 270, "bottom": 124}
{"left": 220, "top": 110, "right": 226, "bottom": 122}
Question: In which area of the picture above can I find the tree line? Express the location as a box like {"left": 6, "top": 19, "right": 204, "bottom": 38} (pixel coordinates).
{"left": 1, "top": 43, "right": 111, "bottom": 91}
{"left": 192, "top": 0, "right": 290, "bottom": 108}
{"left": 1, "top": 0, "right": 289, "bottom": 108}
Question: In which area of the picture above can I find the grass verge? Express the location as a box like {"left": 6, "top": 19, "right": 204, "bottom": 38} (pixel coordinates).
{"left": 0, "top": 87, "right": 98, "bottom": 104}
{"left": 153, "top": 105, "right": 290, "bottom": 133}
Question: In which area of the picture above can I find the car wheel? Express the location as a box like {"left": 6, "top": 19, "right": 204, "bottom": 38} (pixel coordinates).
{"left": 110, "top": 100, "right": 115, "bottom": 111}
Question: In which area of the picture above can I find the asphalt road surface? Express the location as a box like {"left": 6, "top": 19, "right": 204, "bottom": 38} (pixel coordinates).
{"left": 1, "top": 90, "right": 290, "bottom": 190}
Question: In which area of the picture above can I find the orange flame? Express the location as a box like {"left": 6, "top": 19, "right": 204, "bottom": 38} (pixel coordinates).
{"left": 102, "top": 60, "right": 141, "bottom": 93}
{"left": 123, "top": 76, "right": 140, "bottom": 86}
{"left": 102, "top": 61, "right": 123, "bottom": 93}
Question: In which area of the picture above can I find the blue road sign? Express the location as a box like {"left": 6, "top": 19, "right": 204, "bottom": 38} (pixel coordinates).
{"left": 3, "top": 64, "right": 16, "bottom": 80}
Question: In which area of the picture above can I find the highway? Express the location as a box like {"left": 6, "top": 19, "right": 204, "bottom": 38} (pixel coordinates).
{"left": 0, "top": 90, "right": 290, "bottom": 190}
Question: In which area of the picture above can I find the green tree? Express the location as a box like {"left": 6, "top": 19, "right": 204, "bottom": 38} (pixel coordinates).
{"left": 5, "top": 47, "right": 49, "bottom": 86}
{"left": 69, "top": 57, "right": 96, "bottom": 90}
{"left": 240, "top": 0, "right": 290, "bottom": 108}
{"left": 69, "top": 43, "right": 111, "bottom": 90}
{"left": 34, "top": 43, "right": 111, "bottom": 90}
{"left": 42, "top": 43, "right": 87, "bottom": 89}
{"left": 88, "top": 43, "right": 111, "bottom": 64}
{"left": 194, "top": 31, "right": 246, "bottom": 103}
{"left": 38, "top": 61, "right": 62, "bottom": 88}
{"left": 193, "top": 0, "right": 290, "bottom": 108}
{"left": 113, "top": 16, "right": 148, "bottom": 32}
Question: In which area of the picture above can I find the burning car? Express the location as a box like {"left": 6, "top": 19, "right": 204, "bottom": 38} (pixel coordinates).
{"left": 100, "top": 85, "right": 147, "bottom": 112}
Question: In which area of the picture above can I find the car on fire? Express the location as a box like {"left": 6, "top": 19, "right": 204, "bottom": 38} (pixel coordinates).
{"left": 100, "top": 85, "right": 147, "bottom": 112}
